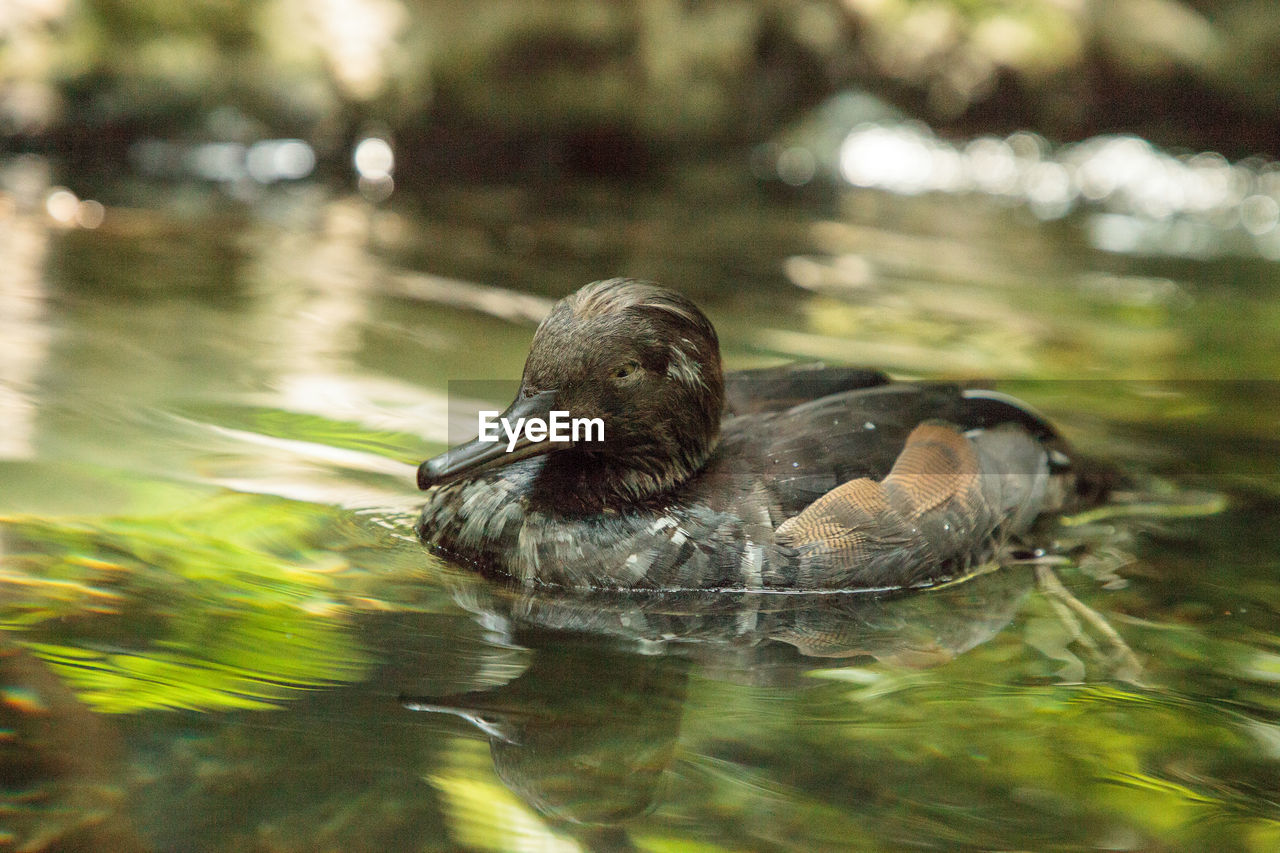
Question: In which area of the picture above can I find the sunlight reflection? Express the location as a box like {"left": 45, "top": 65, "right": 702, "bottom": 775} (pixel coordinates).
{"left": 41, "top": 186, "right": 106, "bottom": 229}
{"left": 244, "top": 199, "right": 380, "bottom": 376}
{"left": 44, "top": 186, "right": 77, "bottom": 224}
{"left": 131, "top": 138, "right": 317, "bottom": 186}
{"left": 200, "top": 443, "right": 421, "bottom": 511}
{"left": 774, "top": 115, "right": 1280, "bottom": 258}
{"left": 75, "top": 198, "right": 104, "bottom": 228}
{"left": 354, "top": 135, "right": 395, "bottom": 201}
{"left": 227, "top": 201, "right": 444, "bottom": 500}
{"left": 0, "top": 202, "right": 51, "bottom": 461}
{"left": 354, "top": 136, "right": 393, "bottom": 180}
{"left": 298, "top": 0, "right": 408, "bottom": 100}
{"left": 246, "top": 139, "right": 317, "bottom": 183}
{"left": 0, "top": 2, "right": 70, "bottom": 134}
{"left": 272, "top": 374, "right": 454, "bottom": 441}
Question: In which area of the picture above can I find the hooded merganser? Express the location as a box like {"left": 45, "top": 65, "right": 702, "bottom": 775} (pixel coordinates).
{"left": 416, "top": 278, "right": 1105, "bottom": 590}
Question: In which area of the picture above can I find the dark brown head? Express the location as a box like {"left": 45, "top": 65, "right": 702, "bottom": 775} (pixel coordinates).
{"left": 418, "top": 278, "right": 725, "bottom": 508}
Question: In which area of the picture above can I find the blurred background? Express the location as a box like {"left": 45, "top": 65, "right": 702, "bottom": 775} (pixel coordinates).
{"left": 5, "top": 0, "right": 1280, "bottom": 231}
{"left": 4, "top": 2, "right": 1280, "bottom": 852}
{"left": 5, "top": 0, "right": 1280, "bottom": 168}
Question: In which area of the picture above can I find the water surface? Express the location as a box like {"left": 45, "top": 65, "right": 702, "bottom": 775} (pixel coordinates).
{"left": 2, "top": 158, "right": 1279, "bottom": 851}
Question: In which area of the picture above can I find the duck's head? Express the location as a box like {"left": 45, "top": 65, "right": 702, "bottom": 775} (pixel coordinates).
{"left": 418, "top": 278, "right": 725, "bottom": 508}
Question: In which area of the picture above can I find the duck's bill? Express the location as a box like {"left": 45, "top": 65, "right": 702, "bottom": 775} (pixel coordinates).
{"left": 417, "top": 388, "right": 569, "bottom": 489}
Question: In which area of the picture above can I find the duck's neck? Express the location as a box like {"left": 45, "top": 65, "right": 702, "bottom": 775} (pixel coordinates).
{"left": 532, "top": 438, "right": 719, "bottom": 513}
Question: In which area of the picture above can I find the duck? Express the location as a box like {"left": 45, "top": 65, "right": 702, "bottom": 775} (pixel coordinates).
{"left": 416, "top": 278, "right": 1108, "bottom": 590}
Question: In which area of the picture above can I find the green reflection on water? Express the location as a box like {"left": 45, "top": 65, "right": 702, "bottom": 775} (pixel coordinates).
{"left": 1, "top": 165, "right": 1279, "bottom": 851}
{"left": 3, "top": 494, "right": 370, "bottom": 713}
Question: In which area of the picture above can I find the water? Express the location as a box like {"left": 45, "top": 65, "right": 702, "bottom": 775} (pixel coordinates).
{"left": 2, "top": 153, "right": 1279, "bottom": 852}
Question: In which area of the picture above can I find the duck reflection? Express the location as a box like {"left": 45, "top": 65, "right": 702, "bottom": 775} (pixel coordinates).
{"left": 406, "top": 633, "right": 688, "bottom": 827}
{"left": 403, "top": 566, "right": 1034, "bottom": 831}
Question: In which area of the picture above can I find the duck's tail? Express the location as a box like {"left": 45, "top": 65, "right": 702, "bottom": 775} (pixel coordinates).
{"left": 958, "top": 387, "right": 1122, "bottom": 514}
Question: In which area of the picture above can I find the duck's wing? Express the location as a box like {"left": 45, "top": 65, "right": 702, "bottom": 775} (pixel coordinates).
{"left": 724, "top": 363, "right": 889, "bottom": 415}
{"left": 730, "top": 382, "right": 1084, "bottom": 510}
{"left": 776, "top": 420, "right": 1057, "bottom": 590}
{"left": 725, "top": 382, "right": 976, "bottom": 515}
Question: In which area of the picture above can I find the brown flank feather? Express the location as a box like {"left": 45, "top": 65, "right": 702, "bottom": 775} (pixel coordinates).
{"left": 778, "top": 421, "right": 1022, "bottom": 587}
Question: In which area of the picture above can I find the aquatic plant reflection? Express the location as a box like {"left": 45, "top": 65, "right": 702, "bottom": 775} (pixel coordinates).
{"left": 2, "top": 496, "right": 371, "bottom": 713}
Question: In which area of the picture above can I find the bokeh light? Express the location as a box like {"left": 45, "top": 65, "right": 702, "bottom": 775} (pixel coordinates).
{"left": 772, "top": 118, "right": 1280, "bottom": 259}
{"left": 354, "top": 136, "right": 395, "bottom": 201}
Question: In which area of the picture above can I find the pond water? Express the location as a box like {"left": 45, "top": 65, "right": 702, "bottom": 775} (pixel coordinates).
{"left": 2, "top": 152, "right": 1280, "bottom": 852}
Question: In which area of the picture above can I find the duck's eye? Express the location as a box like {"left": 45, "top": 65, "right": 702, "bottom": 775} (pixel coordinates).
{"left": 613, "top": 361, "right": 640, "bottom": 379}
